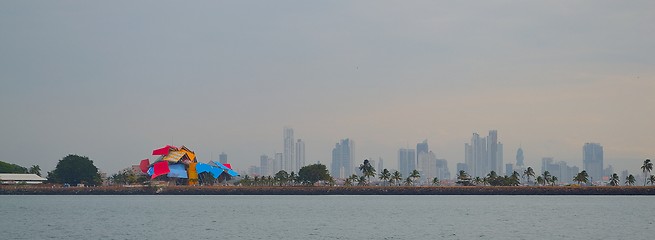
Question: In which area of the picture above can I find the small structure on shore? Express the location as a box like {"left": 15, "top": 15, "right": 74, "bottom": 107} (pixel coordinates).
{"left": 0, "top": 174, "right": 48, "bottom": 184}
{"left": 139, "top": 145, "right": 239, "bottom": 185}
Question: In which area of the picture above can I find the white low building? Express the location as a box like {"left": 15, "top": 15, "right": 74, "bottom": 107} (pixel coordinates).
{"left": 0, "top": 174, "right": 48, "bottom": 184}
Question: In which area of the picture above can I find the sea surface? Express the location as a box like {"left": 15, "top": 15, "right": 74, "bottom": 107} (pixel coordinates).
{"left": 0, "top": 195, "right": 652, "bottom": 240}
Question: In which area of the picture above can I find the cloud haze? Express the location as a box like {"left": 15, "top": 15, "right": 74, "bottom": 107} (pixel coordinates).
{"left": 1, "top": 1, "right": 653, "bottom": 175}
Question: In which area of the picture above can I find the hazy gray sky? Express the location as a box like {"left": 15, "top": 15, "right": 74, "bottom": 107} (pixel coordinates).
{"left": 1, "top": 1, "right": 654, "bottom": 176}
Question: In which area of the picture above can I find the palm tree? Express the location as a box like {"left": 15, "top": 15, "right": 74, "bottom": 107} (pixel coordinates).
{"left": 457, "top": 170, "right": 472, "bottom": 186}
{"left": 391, "top": 171, "right": 402, "bottom": 186}
{"left": 344, "top": 177, "right": 353, "bottom": 186}
{"left": 432, "top": 177, "right": 440, "bottom": 186}
{"left": 536, "top": 176, "right": 545, "bottom": 186}
{"left": 609, "top": 173, "right": 620, "bottom": 186}
{"left": 357, "top": 176, "right": 367, "bottom": 186}
{"left": 641, "top": 159, "right": 652, "bottom": 186}
{"left": 379, "top": 169, "right": 391, "bottom": 186}
{"left": 348, "top": 174, "right": 358, "bottom": 185}
{"left": 550, "top": 176, "right": 558, "bottom": 186}
{"left": 573, "top": 170, "right": 589, "bottom": 185}
{"left": 473, "top": 176, "right": 482, "bottom": 186}
{"left": 510, "top": 171, "right": 521, "bottom": 185}
{"left": 486, "top": 171, "right": 498, "bottom": 185}
{"left": 542, "top": 171, "right": 552, "bottom": 186}
{"left": 409, "top": 169, "right": 420, "bottom": 186}
{"left": 404, "top": 176, "right": 413, "bottom": 186}
{"left": 648, "top": 175, "right": 655, "bottom": 186}
{"left": 523, "top": 167, "right": 535, "bottom": 185}
{"left": 359, "top": 159, "right": 377, "bottom": 184}
{"left": 481, "top": 177, "right": 489, "bottom": 186}
{"left": 625, "top": 174, "right": 636, "bottom": 186}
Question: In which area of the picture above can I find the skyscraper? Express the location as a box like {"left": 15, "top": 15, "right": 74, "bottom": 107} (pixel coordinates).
{"left": 295, "top": 139, "right": 305, "bottom": 172}
{"left": 516, "top": 147, "right": 524, "bottom": 167}
{"left": 464, "top": 130, "right": 502, "bottom": 178}
{"left": 260, "top": 155, "right": 270, "bottom": 176}
{"left": 583, "top": 143, "right": 604, "bottom": 182}
{"left": 378, "top": 157, "right": 384, "bottom": 172}
{"left": 274, "top": 152, "right": 283, "bottom": 174}
{"left": 219, "top": 152, "right": 228, "bottom": 164}
{"left": 283, "top": 127, "right": 294, "bottom": 172}
{"left": 416, "top": 140, "right": 429, "bottom": 162}
{"left": 331, "top": 138, "right": 354, "bottom": 178}
{"left": 398, "top": 148, "right": 416, "bottom": 178}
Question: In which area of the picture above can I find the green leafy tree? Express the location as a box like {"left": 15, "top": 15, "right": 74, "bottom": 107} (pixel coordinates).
{"left": 625, "top": 174, "right": 636, "bottom": 186}
{"left": 641, "top": 159, "right": 652, "bottom": 186}
{"left": 359, "top": 159, "right": 376, "bottom": 184}
{"left": 0, "top": 161, "right": 28, "bottom": 173}
{"left": 609, "top": 173, "right": 620, "bottom": 186}
{"left": 297, "top": 164, "right": 331, "bottom": 185}
{"left": 391, "top": 171, "right": 403, "bottom": 186}
{"left": 379, "top": 169, "right": 391, "bottom": 186}
{"left": 274, "top": 170, "right": 289, "bottom": 186}
{"left": 48, "top": 154, "right": 101, "bottom": 185}
{"left": 289, "top": 171, "right": 298, "bottom": 186}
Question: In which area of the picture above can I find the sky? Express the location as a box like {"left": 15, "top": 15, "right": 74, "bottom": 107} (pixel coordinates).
{"left": 1, "top": 1, "right": 654, "bottom": 176}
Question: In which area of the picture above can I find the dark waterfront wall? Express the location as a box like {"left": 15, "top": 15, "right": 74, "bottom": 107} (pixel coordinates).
{"left": 2, "top": 186, "right": 655, "bottom": 195}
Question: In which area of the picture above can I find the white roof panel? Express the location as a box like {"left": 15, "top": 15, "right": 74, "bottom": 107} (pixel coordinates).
{"left": 0, "top": 174, "right": 48, "bottom": 181}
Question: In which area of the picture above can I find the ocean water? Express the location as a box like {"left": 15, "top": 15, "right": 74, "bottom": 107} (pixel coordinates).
{"left": 0, "top": 195, "right": 652, "bottom": 240}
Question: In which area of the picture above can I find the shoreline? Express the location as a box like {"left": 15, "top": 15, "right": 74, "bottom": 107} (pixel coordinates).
{"left": 2, "top": 185, "right": 655, "bottom": 195}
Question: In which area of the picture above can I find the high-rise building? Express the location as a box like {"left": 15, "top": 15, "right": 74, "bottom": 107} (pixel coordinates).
{"left": 583, "top": 143, "right": 603, "bottom": 182}
{"left": 436, "top": 159, "right": 450, "bottom": 181}
{"left": 541, "top": 157, "right": 554, "bottom": 175}
{"left": 487, "top": 130, "right": 500, "bottom": 174}
{"left": 283, "top": 127, "right": 294, "bottom": 172}
{"left": 378, "top": 157, "right": 384, "bottom": 172}
{"left": 219, "top": 152, "right": 228, "bottom": 164}
{"left": 260, "top": 155, "right": 273, "bottom": 176}
{"left": 419, "top": 150, "right": 437, "bottom": 183}
{"left": 516, "top": 147, "right": 525, "bottom": 167}
{"left": 465, "top": 130, "right": 502, "bottom": 177}
{"left": 457, "top": 163, "right": 468, "bottom": 177}
{"left": 506, "top": 163, "right": 514, "bottom": 176}
{"left": 295, "top": 139, "right": 305, "bottom": 173}
{"left": 274, "top": 152, "right": 283, "bottom": 174}
{"left": 398, "top": 148, "right": 416, "bottom": 178}
{"left": 416, "top": 140, "right": 429, "bottom": 162}
{"left": 331, "top": 138, "right": 354, "bottom": 178}
{"left": 465, "top": 133, "right": 486, "bottom": 178}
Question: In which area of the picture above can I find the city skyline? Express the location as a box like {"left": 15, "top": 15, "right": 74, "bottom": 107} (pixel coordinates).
{"left": 0, "top": 2, "right": 653, "bottom": 176}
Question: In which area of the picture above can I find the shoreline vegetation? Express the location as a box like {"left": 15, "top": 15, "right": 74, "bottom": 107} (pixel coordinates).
{"left": 2, "top": 185, "right": 655, "bottom": 195}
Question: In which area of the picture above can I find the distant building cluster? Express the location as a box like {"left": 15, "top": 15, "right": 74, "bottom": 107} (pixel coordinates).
{"left": 240, "top": 127, "right": 619, "bottom": 185}
{"left": 463, "top": 130, "right": 503, "bottom": 178}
